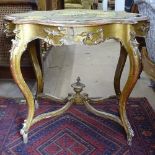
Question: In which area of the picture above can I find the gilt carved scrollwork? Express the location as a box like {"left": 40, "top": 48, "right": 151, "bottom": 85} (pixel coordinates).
{"left": 43, "top": 26, "right": 105, "bottom": 46}
{"left": 130, "top": 31, "right": 140, "bottom": 56}
{"left": 9, "top": 27, "right": 21, "bottom": 58}
{"left": 3, "top": 21, "right": 15, "bottom": 37}
{"left": 9, "top": 26, "right": 28, "bottom": 60}
{"left": 81, "top": 28, "right": 104, "bottom": 45}
{"left": 44, "top": 27, "right": 65, "bottom": 46}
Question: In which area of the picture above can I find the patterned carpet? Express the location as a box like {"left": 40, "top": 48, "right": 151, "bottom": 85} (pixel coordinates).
{"left": 0, "top": 97, "right": 155, "bottom": 155}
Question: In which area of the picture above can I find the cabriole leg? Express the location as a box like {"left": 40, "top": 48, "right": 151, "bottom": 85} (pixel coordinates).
{"left": 119, "top": 32, "right": 141, "bottom": 145}
{"left": 29, "top": 41, "right": 44, "bottom": 109}
{"left": 10, "top": 39, "right": 35, "bottom": 143}
{"left": 114, "top": 44, "right": 128, "bottom": 98}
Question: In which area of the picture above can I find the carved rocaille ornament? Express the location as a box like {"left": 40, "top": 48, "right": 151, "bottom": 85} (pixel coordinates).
{"left": 130, "top": 31, "right": 140, "bottom": 56}
{"left": 3, "top": 21, "right": 15, "bottom": 37}
{"left": 43, "top": 26, "right": 105, "bottom": 46}
{"left": 4, "top": 9, "right": 149, "bottom": 145}
{"left": 81, "top": 28, "right": 104, "bottom": 45}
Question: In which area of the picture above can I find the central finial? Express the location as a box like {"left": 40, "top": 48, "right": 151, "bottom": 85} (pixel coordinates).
{"left": 69, "top": 77, "right": 87, "bottom": 104}
{"left": 71, "top": 76, "right": 85, "bottom": 93}
{"left": 77, "top": 76, "right": 80, "bottom": 84}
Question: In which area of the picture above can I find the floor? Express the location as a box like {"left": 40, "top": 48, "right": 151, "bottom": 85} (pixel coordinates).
{"left": 0, "top": 40, "right": 155, "bottom": 110}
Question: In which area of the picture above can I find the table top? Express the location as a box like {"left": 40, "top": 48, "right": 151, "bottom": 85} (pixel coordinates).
{"left": 5, "top": 9, "right": 148, "bottom": 27}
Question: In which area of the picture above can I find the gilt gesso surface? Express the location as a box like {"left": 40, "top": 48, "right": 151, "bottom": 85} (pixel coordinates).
{"left": 4, "top": 10, "right": 148, "bottom": 46}
{"left": 4, "top": 9, "right": 149, "bottom": 144}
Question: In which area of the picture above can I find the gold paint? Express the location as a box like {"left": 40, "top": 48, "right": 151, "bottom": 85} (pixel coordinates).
{"left": 84, "top": 101, "right": 122, "bottom": 125}
{"left": 3, "top": 21, "right": 15, "bottom": 37}
{"left": 31, "top": 101, "right": 73, "bottom": 126}
{"left": 9, "top": 25, "right": 35, "bottom": 144}
{"left": 5, "top": 11, "right": 148, "bottom": 145}
{"left": 29, "top": 41, "right": 43, "bottom": 96}
{"left": 114, "top": 45, "right": 127, "bottom": 98}
{"left": 81, "top": 28, "right": 104, "bottom": 45}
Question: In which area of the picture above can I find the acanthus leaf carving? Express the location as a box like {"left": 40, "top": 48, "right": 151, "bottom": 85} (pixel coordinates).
{"left": 43, "top": 27, "right": 105, "bottom": 46}
{"left": 81, "top": 28, "right": 105, "bottom": 45}
{"left": 130, "top": 31, "right": 140, "bottom": 56}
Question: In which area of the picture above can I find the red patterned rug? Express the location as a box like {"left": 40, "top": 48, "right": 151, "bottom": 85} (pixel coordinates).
{"left": 0, "top": 97, "right": 155, "bottom": 155}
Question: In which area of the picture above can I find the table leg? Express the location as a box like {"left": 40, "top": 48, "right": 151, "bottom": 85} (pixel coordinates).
{"left": 119, "top": 33, "right": 141, "bottom": 145}
{"left": 114, "top": 44, "right": 128, "bottom": 98}
{"left": 29, "top": 41, "right": 44, "bottom": 109}
{"left": 10, "top": 40, "right": 35, "bottom": 143}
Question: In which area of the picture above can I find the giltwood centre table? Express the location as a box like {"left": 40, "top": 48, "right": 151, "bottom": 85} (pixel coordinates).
{"left": 4, "top": 9, "right": 149, "bottom": 145}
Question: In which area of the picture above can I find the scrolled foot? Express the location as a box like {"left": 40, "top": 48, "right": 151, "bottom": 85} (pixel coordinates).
{"left": 20, "top": 129, "right": 28, "bottom": 144}
{"left": 20, "top": 120, "right": 29, "bottom": 143}
{"left": 127, "top": 129, "right": 134, "bottom": 146}
{"left": 126, "top": 122, "right": 134, "bottom": 145}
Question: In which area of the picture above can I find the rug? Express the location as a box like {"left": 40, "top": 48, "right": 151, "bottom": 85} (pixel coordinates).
{"left": 0, "top": 97, "right": 155, "bottom": 155}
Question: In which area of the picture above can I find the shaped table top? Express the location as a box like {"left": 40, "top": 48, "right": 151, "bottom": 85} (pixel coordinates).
{"left": 5, "top": 9, "right": 148, "bottom": 27}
